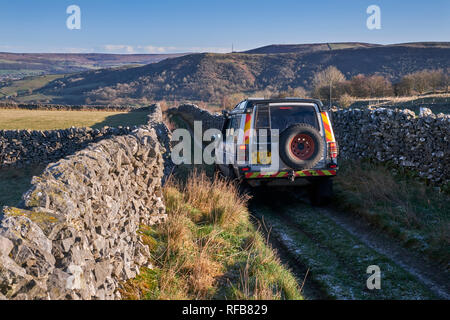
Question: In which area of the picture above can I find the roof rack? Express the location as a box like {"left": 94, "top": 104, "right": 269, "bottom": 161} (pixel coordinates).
{"left": 245, "top": 97, "right": 325, "bottom": 111}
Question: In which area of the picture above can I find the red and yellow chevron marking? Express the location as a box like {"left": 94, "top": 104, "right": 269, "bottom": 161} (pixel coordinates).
{"left": 244, "top": 169, "right": 337, "bottom": 179}
{"left": 321, "top": 112, "right": 336, "bottom": 143}
{"left": 243, "top": 113, "right": 252, "bottom": 144}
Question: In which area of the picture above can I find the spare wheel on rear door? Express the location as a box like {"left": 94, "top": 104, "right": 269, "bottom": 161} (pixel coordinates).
{"left": 279, "top": 123, "right": 324, "bottom": 169}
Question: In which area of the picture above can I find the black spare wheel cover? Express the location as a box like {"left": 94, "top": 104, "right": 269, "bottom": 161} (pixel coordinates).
{"left": 279, "top": 124, "right": 324, "bottom": 169}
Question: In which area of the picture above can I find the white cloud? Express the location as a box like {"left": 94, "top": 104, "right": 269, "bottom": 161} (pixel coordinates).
{"left": 103, "top": 44, "right": 135, "bottom": 53}
{"left": 101, "top": 44, "right": 229, "bottom": 54}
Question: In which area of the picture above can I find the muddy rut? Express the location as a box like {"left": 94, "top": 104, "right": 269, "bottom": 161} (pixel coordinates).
{"left": 248, "top": 188, "right": 449, "bottom": 300}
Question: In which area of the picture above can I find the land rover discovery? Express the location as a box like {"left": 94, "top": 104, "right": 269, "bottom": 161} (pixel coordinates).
{"left": 215, "top": 98, "right": 338, "bottom": 205}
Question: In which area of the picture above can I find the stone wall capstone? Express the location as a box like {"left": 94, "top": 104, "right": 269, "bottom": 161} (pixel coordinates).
{"left": 0, "top": 104, "right": 171, "bottom": 300}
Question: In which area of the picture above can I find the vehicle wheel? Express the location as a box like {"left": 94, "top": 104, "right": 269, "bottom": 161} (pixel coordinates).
{"left": 279, "top": 124, "right": 325, "bottom": 170}
{"left": 308, "top": 178, "right": 333, "bottom": 206}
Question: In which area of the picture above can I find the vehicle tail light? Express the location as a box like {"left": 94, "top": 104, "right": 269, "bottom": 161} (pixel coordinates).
{"left": 328, "top": 142, "right": 338, "bottom": 159}
{"left": 237, "top": 144, "right": 248, "bottom": 163}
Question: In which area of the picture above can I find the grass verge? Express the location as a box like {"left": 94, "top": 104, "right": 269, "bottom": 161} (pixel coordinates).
{"left": 119, "top": 171, "right": 302, "bottom": 300}
{"left": 334, "top": 159, "right": 449, "bottom": 269}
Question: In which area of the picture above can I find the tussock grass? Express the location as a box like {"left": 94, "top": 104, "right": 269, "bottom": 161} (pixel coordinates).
{"left": 334, "top": 160, "right": 449, "bottom": 268}
{"left": 120, "top": 170, "right": 302, "bottom": 300}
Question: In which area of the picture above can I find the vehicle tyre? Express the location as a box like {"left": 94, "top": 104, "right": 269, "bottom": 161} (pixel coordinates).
{"left": 279, "top": 124, "right": 325, "bottom": 170}
{"left": 308, "top": 178, "right": 333, "bottom": 206}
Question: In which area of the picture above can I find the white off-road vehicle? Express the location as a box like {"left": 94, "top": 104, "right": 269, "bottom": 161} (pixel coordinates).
{"left": 215, "top": 98, "right": 338, "bottom": 205}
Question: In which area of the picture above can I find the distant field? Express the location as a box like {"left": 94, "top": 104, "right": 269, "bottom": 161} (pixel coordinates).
{"left": 0, "top": 52, "right": 188, "bottom": 80}
{"left": 0, "top": 74, "right": 63, "bottom": 100}
{"left": 0, "top": 109, "right": 149, "bottom": 130}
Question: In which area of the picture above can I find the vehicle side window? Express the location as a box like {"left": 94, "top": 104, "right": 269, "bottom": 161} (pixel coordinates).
{"left": 233, "top": 101, "right": 246, "bottom": 111}
{"left": 232, "top": 115, "right": 241, "bottom": 130}
{"left": 255, "top": 105, "right": 270, "bottom": 129}
{"left": 232, "top": 116, "right": 241, "bottom": 142}
{"left": 224, "top": 116, "right": 241, "bottom": 142}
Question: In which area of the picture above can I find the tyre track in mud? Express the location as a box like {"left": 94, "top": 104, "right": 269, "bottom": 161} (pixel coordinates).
{"left": 316, "top": 203, "right": 450, "bottom": 299}
{"left": 248, "top": 188, "right": 450, "bottom": 300}
{"left": 249, "top": 213, "right": 330, "bottom": 300}
{"left": 291, "top": 191, "right": 450, "bottom": 299}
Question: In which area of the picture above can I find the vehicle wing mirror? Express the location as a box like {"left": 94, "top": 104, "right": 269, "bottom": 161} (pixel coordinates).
{"left": 222, "top": 110, "right": 230, "bottom": 118}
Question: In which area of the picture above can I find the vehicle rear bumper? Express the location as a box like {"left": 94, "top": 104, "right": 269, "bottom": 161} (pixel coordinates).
{"left": 243, "top": 169, "right": 337, "bottom": 187}
{"left": 243, "top": 169, "right": 337, "bottom": 179}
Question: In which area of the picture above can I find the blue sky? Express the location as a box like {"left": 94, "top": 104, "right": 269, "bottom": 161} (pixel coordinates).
{"left": 0, "top": 0, "right": 449, "bottom": 53}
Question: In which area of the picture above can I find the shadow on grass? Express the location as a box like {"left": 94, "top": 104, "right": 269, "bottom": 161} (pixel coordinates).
{"left": 0, "top": 164, "right": 47, "bottom": 210}
{"left": 91, "top": 109, "right": 149, "bottom": 129}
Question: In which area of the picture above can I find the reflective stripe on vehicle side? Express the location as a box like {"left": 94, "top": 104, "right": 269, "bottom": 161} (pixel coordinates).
{"left": 244, "top": 113, "right": 252, "bottom": 144}
{"left": 320, "top": 112, "right": 336, "bottom": 143}
{"left": 244, "top": 170, "right": 337, "bottom": 179}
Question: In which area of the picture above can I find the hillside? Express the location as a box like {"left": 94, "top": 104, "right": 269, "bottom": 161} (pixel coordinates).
{"left": 242, "top": 42, "right": 381, "bottom": 54}
{"left": 241, "top": 42, "right": 450, "bottom": 54}
{"left": 0, "top": 52, "right": 188, "bottom": 80}
{"left": 0, "top": 42, "right": 447, "bottom": 105}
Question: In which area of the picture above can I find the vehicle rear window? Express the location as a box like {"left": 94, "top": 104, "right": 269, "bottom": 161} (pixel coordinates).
{"left": 270, "top": 105, "right": 319, "bottom": 131}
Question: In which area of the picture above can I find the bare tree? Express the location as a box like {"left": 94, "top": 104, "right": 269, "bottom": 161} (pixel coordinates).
{"left": 312, "top": 66, "right": 346, "bottom": 106}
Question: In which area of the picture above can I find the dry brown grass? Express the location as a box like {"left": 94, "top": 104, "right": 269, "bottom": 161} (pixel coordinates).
{"left": 120, "top": 170, "right": 302, "bottom": 300}
{"left": 182, "top": 171, "right": 250, "bottom": 229}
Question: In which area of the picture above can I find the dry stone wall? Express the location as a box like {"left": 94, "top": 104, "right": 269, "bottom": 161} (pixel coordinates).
{"left": 0, "top": 102, "right": 144, "bottom": 112}
{"left": 331, "top": 107, "right": 449, "bottom": 184}
{"left": 0, "top": 127, "right": 135, "bottom": 168}
{"left": 0, "top": 104, "right": 172, "bottom": 300}
{"left": 169, "top": 104, "right": 224, "bottom": 131}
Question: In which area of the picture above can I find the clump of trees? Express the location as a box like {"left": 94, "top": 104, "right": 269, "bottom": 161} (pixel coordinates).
{"left": 311, "top": 66, "right": 448, "bottom": 106}
{"left": 395, "top": 69, "right": 448, "bottom": 96}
